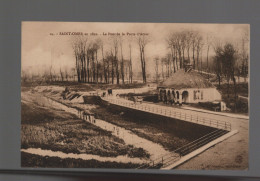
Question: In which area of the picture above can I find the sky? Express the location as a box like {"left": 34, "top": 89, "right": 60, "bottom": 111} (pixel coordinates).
{"left": 21, "top": 22, "right": 249, "bottom": 76}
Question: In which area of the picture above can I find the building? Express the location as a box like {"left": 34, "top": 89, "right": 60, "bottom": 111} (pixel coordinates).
{"left": 157, "top": 68, "right": 222, "bottom": 105}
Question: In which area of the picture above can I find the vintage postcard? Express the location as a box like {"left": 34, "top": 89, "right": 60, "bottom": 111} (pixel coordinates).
{"left": 21, "top": 22, "right": 249, "bottom": 169}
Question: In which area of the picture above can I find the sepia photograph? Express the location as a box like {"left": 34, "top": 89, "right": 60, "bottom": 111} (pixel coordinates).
{"left": 21, "top": 22, "right": 249, "bottom": 170}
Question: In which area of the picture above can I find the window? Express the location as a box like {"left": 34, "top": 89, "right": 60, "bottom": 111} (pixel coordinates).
{"left": 194, "top": 90, "right": 201, "bottom": 100}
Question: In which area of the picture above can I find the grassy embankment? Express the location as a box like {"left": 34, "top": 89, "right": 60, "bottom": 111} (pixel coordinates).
{"left": 21, "top": 99, "right": 149, "bottom": 159}
{"left": 21, "top": 152, "right": 141, "bottom": 168}
{"left": 216, "top": 83, "right": 248, "bottom": 113}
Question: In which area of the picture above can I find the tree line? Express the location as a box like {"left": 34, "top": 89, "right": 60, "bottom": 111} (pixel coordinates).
{"left": 22, "top": 29, "right": 249, "bottom": 86}
{"left": 71, "top": 35, "right": 150, "bottom": 84}
{"left": 154, "top": 29, "right": 249, "bottom": 84}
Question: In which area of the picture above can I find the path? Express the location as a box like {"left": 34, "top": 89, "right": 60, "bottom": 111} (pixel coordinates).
{"left": 102, "top": 96, "right": 232, "bottom": 131}
{"left": 181, "top": 105, "right": 248, "bottom": 120}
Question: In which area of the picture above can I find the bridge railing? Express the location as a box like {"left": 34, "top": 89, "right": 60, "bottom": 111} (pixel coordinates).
{"left": 102, "top": 97, "right": 231, "bottom": 131}
{"left": 136, "top": 128, "right": 228, "bottom": 169}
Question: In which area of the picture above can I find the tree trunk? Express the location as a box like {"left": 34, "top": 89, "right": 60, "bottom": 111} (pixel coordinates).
{"left": 96, "top": 51, "right": 98, "bottom": 83}
{"left": 218, "top": 74, "right": 221, "bottom": 86}
{"left": 192, "top": 46, "right": 195, "bottom": 69}
{"left": 129, "top": 45, "right": 133, "bottom": 83}
{"left": 87, "top": 55, "right": 90, "bottom": 83}
{"left": 171, "top": 46, "right": 176, "bottom": 73}
{"left": 207, "top": 45, "right": 210, "bottom": 80}
{"left": 196, "top": 50, "right": 200, "bottom": 71}
{"left": 227, "top": 78, "right": 230, "bottom": 98}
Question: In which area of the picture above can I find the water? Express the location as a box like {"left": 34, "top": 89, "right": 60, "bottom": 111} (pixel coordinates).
{"left": 21, "top": 148, "right": 144, "bottom": 164}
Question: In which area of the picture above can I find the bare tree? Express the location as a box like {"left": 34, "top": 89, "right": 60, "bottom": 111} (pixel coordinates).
{"left": 94, "top": 39, "right": 101, "bottom": 83}
{"left": 59, "top": 67, "right": 64, "bottom": 81}
{"left": 110, "top": 36, "right": 120, "bottom": 84}
{"left": 195, "top": 34, "right": 203, "bottom": 71}
{"left": 191, "top": 31, "right": 199, "bottom": 69}
{"left": 161, "top": 57, "right": 166, "bottom": 81}
{"left": 180, "top": 31, "right": 187, "bottom": 68}
{"left": 154, "top": 56, "right": 160, "bottom": 83}
{"left": 240, "top": 30, "right": 249, "bottom": 82}
{"left": 185, "top": 30, "right": 193, "bottom": 63}
{"left": 100, "top": 39, "right": 107, "bottom": 83}
{"left": 167, "top": 33, "right": 177, "bottom": 73}
{"left": 71, "top": 35, "right": 88, "bottom": 83}
{"left": 165, "top": 54, "right": 171, "bottom": 77}
{"left": 49, "top": 65, "right": 53, "bottom": 82}
{"left": 206, "top": 33, "right": 213, "bottom": 78}
{"left": 64, "top": 68, "right": 69, "bottom": 81}
{"left": 119, "top": 37, "right": 125, "bottom": 84}
{"left": 137, "top": 35, "right": 149, "bottom": 83}
{"left": 128, "top": 42, "right": 133, "bottom": 83}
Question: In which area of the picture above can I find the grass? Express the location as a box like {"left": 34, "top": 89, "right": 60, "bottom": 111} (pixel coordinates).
{"left": 216, "top": 83, "right": 248, "bottom": 113}
{"left": 21, "top": 101, "right": 149, "bottom": 158}
{"left": 21, "top": 152, "right": 143, "bottom": 168}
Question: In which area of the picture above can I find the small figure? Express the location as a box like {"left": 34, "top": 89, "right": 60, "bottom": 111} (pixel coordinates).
{"left": 108, "top": 89, "right": 113, "bottom": 96}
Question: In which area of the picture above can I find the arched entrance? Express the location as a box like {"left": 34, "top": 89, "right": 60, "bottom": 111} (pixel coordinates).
{"left": 172, "top": 90, "right": 176, "bottom": 104}
{"left": 167, "top": 90, "right": 171, "bottom": 104}
{"left": 163, "top": 89, "right": 167, "bottom": 103}
{"left": 176, "top": 91, "right": 180, "bottom": 104}
{"left": 182, "top": 91, "right": 189, "bottom": 103}
{"left": 159, "top": 89, "right": 163, "bottom": 101}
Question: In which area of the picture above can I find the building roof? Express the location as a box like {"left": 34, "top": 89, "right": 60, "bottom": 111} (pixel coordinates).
{"left": 158, "top": 69, "right": 215, "bottom": 89}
